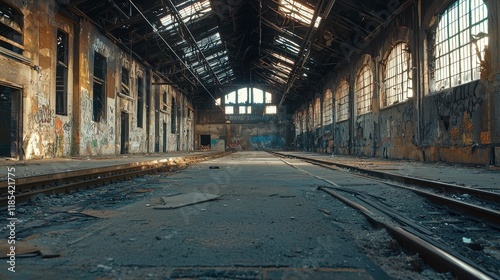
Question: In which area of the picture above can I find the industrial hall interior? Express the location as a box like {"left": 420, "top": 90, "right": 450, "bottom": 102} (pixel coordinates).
{"left": 0, "top": 0, "right": 498, "bottom": 164}
{"left": 1, "top": 0, "right": 500, "bottom": 279}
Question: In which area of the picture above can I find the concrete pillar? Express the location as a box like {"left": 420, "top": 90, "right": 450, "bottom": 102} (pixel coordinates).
{"left": 72, "top": 20, "right": 82, "bottom": 156}
{"left": 485, "top": 0, "right": 500, "bottom": 146}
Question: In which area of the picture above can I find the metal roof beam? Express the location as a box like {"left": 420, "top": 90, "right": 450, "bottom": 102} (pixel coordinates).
{"left": 161, "top": 0, "right": 223, "bottom": 87}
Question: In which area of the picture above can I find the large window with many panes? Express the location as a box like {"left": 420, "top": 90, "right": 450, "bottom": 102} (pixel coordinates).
{"left": 93, "top": 52, "right": 106, "bottom": 122}
{"left": 219, "top": 87, "right": 277, "bottom": 115}
{"left": 382, "top": 43, "right": 412, "bottom": 107}
{"left": 355, "top": 65, "right": 373, "bottom": 115}
{"left": 336, "top": 79, "right": 349, "bottom": 122}
{"left": 323, "top": 89, "right": 332, "bottom": 125}
{"left": 0, "top": 2, "right": 23, "bottom": 54}
{"left": 313, "top": 97, "right": 320, "bottom": 127}
{"left": 433, "top": 0, "right": 488, "bottom": 91}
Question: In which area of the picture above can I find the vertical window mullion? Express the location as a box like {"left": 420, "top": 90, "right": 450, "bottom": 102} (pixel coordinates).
{"left": 446, "top": 13, "right": 452, "bottom": 87}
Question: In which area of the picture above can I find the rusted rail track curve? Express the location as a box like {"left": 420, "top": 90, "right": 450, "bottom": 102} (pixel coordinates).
{"left": 271, "top": 151, "right": 499, "bottom": 280}
{"left": 269, "top": 151, "right": 500, "bottom": 227}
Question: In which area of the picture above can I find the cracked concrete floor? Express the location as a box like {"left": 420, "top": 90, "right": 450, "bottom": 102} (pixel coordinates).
{"left": 3, "top": 152, "right": 390, "bottom": 279}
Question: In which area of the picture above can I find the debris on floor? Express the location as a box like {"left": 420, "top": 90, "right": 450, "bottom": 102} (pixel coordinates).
{"left": 319, "top": 209, "right": 331, "bottom": 216}
{"left": 134, "top": 189, "right": 152, "bottom": 193}
{"left": 0, "top": 240, "right": 60, "bottom": 259}
{"left": 78, "top": 210, "right": 121, "bottom": 219}
{"left": 153, "top": 192, "right": 221, "bottom": 209}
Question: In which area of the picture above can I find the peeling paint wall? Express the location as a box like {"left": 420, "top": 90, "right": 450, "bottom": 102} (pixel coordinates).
{"left": 0, "top": 0, "right": 75, "bottom": 159}
{"left": 195, "top": 123, "right": 287, "bottom": 151}
{"left": 195, "top": 108, "right": 291, "bottom": 151}
{"left": 293, "top": 0, "right": 500, "bottom": 165}
{"left": 421, "top": 81, "right": 489, "bottom": 162}
{"left": 0, "top": 0, "right": 193, "bottom": 159}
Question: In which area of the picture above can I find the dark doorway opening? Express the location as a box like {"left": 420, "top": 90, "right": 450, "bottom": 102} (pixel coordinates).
{"left": 0, "top": 85, "right": 21, "bottom": 158}
{"left": 120, "top": 112, "right": 129, "bottom": 154}
{"left": 200, "top": 135, "right": 211, "bottom": 150}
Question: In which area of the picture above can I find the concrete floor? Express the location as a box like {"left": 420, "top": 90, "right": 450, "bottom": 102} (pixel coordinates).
{"left": 2, "top": 152, "right": 392, "bottom": 279}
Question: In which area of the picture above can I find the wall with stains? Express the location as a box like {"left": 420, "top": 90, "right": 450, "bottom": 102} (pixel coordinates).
{"left": 0, "top": 0, "right": 74, "bottom": 159}
{"left": 195, "top": 108, "right": 291, "bottom": 151}
{"left": 76, "top": 25, "right": 117, "bottom": 156}
{"left": 421, "top": 81, "right": 490, "bottom": 162}
{"left": 195, "top": 123, "right": 287, "bottom": 151}
{"left": 353, "top": 113, "right": 376, "bottom": 157}
{"left": 293, "top": 0, "right": 500, "bottom": 165}
{"left": 0, "top": 0, "right": 193, "bottom": 159}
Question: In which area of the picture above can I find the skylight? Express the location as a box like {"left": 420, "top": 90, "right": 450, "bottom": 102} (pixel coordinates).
{"left": 160, "top": 0, "right": 212, "bottom": 29}
{"left": 275, "top": 62, "right": 292, "bottom": 75}
{"left": 270, "top": 52, "right": 295, "bottom": 66}
{"left": 279, "top": 0, "right": 321, "bottom": 28}
{"left": 197, "top": 32, "right": 223, "bottom": 49}
{"left": 276, "top": 36, "right": 300, "bottom": 55}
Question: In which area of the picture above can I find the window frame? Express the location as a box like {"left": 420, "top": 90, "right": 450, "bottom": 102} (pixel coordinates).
{"left": 121, "top": 67, "right": 130, "bottom": 96}
{"left": 336, "top": 79, "right": 350, "bottom": 122}
{"left": 382, "top": 42, "right": 413, "bottom": 108}
{"left": 265, "top": 105, "right": 277, "bottom": 115}
{"left": 0, "top": 2, "right": 24, "bottom": 55}
{"left": 323, "top": 89, "right": 333, "bottom": 125}
{"left": 355, "top": 65, "right": 373, "bottom": 115}
{"left": 162, "top": 91, "right": 168, "bottom": 111}
{"left": 56, "top": 29, "right": 68, "bottom": 116}
{"left": 92, "top": 52, "right": 106, "bottom": 122}
{"left": 432, "top": 0, "right": 488, "bottom": 92}
{"left": 313, "top": 97, "right": 321, "bottom": 127}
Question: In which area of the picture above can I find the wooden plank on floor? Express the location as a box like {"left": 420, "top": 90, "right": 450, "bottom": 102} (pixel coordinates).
{"left": 153, "top": 193, "right": 221, "bottom": 209}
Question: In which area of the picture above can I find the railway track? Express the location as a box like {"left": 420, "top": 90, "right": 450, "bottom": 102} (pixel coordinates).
{"left": 0, "top": 152, "right": 230, "bottom": 208}
{"left": 269, "top": 151, "right": 500, "bottom": 227}
{"left": 270, "top": 151, "right": 500, "bottom": 280}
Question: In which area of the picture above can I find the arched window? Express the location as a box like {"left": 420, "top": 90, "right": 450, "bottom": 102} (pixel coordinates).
{"left": 382, "top": 43, "right": 412, "bottom": 107}
{"left": 302, "top": 109, "right": 307, "bottom": 133}
{"left": 217, "top": 87, "right": 277, "bottom": 115}
{"left": 434, "top": 0, "right": 488, "bottom": 91}
{"left": 336, "top": 79, "right": 350, "bottom": 122}
{"left": 313, "top": 97, "right": 321, "bottom": 127}
{"left": 355, "top": 65, "right": 373, "bottom": 115}
{"left": 323, "top": 89, "right": 333, "bottom": 125}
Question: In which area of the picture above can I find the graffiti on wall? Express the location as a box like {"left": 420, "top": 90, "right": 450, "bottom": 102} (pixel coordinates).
{"left": 79, "top": 89, "right": 115, "bottom": 155}
{"left": 226, "top": 115, "right": 276, "bottom": 122}
{"left": 93, "top": 37, "right": 111, "bottom": 57}
{"left": 435, "top": 81, "right": 483, "bottom": 127}
{"left": 249, "top": 135, "right": 285, "bottom": 150}
{"left": 34, "top": 104, "right": 54, "bottom": 124}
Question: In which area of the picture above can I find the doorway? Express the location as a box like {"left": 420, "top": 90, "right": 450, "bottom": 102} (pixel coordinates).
{"left": 200, "top": 134, "right": 211, "bottom": 150}
{"left": 0, "top": 85, "right": 21, "bottom": 158}
{"left": 120, "top": 112, "right": 129, "bottom": 154}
